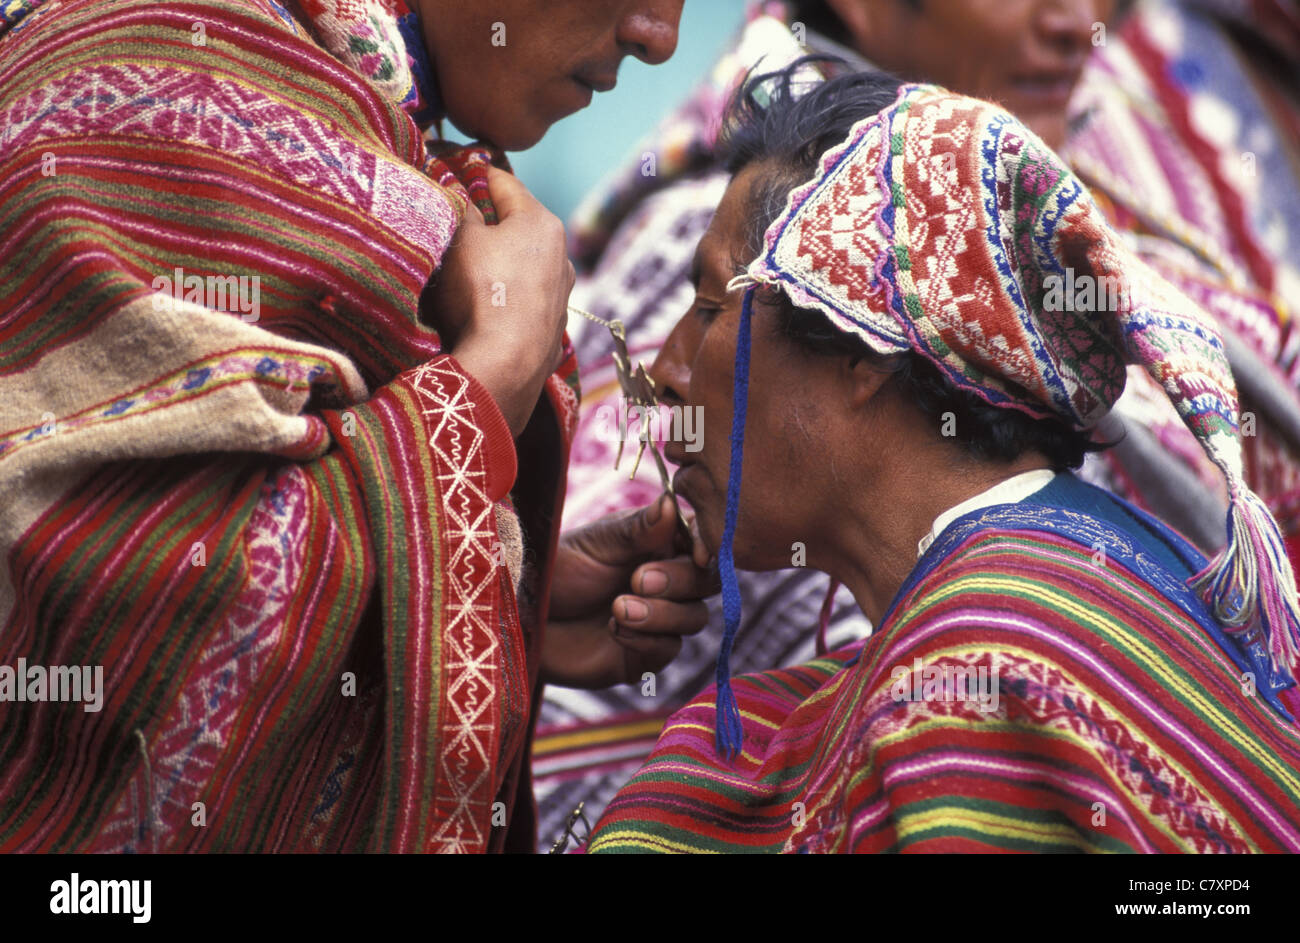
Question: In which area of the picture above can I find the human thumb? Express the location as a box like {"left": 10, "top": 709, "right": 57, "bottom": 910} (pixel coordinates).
{"left": 591, "top": 494, "right": 678, "bottom": 567}
{"left": 631, "top": 493, "right": 678, "bottom": 552}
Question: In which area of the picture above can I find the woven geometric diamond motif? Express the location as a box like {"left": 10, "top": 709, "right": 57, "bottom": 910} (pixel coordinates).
{"left": 793, "top": 152, "right": 887, "bottom": 304}
{"left": 767, "top": 117, "right": 909, "bottom": 352}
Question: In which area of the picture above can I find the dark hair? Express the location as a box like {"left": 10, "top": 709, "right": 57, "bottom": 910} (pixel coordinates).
{"left": 716, "top": 59, "right": 1104, "bottom": 470}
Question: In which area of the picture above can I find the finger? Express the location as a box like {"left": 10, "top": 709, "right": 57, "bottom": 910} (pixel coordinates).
{"left": 569, "top": 494, "right": 680, "bottom": 569}
{"left": 631, "top": 555, "right": 720, "bottom": 601}
{"left": 631, "top": 493, "right": 681, "bottom": 559}
{"left": 617, "top": 628, "right": 682, "bottom": 672}
{"left": 448, "top": 197, "right": 486, "bottom": 249}
{"left": 613, "top": 595, "right": 709, "bottom": 637}
{"left": 484, "top": 165, "right": 543, "bottom": 221}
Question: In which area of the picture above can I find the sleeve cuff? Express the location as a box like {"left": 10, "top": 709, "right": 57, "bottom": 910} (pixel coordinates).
{"left": 447, "top": 355, "right": 517, "bottom": 501}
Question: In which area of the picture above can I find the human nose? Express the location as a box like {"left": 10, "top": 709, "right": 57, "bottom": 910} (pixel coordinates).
{"left": 1036, "top": 0, "right": 1103, "bottom": 51}
{"left": 617, "top": 0, "right": 683, "bottom": 66}
{"left": 649, "top": 312, "right": 698, "bottom": 408}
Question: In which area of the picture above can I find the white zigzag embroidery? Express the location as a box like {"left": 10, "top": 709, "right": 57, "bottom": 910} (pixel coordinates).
{"left": 408, "top": 360, "right": 502, "bottom": 854}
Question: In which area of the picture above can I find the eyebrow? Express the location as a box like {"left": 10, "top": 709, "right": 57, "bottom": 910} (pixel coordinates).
{"left": 689, "top": 242, "right": 747, "bottom": 295}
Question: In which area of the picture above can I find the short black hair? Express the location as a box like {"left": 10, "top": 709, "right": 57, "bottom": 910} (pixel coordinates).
{"left": 716, "top": 59, "right": 1104, "bottom": 470}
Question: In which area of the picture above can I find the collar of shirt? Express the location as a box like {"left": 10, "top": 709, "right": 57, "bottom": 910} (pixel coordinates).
{"left": 917, "top": 468, "right": 1058, "bottom": 558}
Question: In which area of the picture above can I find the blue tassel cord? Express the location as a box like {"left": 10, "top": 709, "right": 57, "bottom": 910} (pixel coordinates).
{"left": 715, "top": 287, "right": 755, "bottom": 760}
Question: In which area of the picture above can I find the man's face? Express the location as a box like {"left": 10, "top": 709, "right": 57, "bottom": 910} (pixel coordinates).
{"left": 832, "top": 0, "right": 1116, "bottom": 150}
{"left": 418, "top": 0, "right": 683, "bottom": 151}
{"left": 650, "top": 167, "right": 842, "bottom": 567}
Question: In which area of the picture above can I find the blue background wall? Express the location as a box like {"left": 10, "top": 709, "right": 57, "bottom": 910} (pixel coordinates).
{"left": 508, "top": 0, "right": 747, "bottom": 222}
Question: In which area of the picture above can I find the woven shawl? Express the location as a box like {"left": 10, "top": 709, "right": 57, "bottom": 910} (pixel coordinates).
{"left": 0, "top": 0, "right": 578, "bottom": 852}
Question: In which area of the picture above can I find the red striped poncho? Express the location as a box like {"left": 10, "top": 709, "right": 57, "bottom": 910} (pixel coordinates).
{"left": 0, "top": 0, "right": 578, "bottom": 852}
{"left": 588, "top": 474, "right": 1300, "bottom": 853}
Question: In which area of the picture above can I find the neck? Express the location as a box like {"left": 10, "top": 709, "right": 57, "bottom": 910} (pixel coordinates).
{"left": 818, "top": 448, "right": 1050, "bottom": 625}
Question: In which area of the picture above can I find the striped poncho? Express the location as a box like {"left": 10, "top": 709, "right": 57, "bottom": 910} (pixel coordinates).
{"left": 588, "top": 474, "right": 1300, "bottom": 853}
{"left": 0, "top": 0, "right": 577, "bottom": 852}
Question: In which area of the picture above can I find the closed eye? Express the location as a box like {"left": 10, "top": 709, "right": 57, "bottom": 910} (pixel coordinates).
{"left": 693, "top": 302, "right": 722, "bottom": 324}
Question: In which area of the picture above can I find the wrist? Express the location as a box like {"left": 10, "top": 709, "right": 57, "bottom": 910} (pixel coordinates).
{"left": 451, "top": 332, "right": 551, "bottom": 437}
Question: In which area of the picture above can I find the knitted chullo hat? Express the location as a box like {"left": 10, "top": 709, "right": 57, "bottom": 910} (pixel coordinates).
{"left": 712, "top": 83, "right": 1300, "bottom": 759}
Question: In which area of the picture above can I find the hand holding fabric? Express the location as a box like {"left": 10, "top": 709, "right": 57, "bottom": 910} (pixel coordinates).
{"left": 429, "top": 166, "right": 574, "bottom": 436}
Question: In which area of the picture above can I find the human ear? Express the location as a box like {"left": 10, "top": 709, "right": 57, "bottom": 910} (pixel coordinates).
{"left": 844, "top": 354, "right": 894, "bottom": 411}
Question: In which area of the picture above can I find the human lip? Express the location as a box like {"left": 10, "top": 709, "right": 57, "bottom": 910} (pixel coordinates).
{"left": 664, "top": 437, "right": 692, "bottom": 466}
{"left": 671, "top": 463, "right": 698, "bottom": 498}
{"left": 572, "top": 71, "right": 618, "bottom": 94}
{"left": 564, "top": 77, "right": 594, "bottom": 109}
{"left": 1008, "top": 71, "right": 1078, "bottom": 105}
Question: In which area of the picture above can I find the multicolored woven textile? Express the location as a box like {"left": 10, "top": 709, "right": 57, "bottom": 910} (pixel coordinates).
{"left": 544, "top": 0, "right": 1300, "bottom": 848}
{"left": 589, "top": 473, "right": 1300, "bottom": 853}
{"left": 0, "top": 0, "right": 577, "bottom": 852}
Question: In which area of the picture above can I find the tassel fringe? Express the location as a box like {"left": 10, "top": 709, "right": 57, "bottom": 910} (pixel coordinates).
{"left": 1191, "top": 478, "right": 1300, "bottom": 674}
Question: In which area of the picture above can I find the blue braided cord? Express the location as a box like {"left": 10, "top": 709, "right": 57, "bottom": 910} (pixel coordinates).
{"left": 715, "top": 287, "right": 755, "bottom": 760}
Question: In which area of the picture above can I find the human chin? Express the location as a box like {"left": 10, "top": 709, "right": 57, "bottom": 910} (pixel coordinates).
{"left": 673, "top": 464, "right": 724, "bottom": 552}
{"left": 444, "top": 102, "right": 548, "bottom": 152}
{"left": 493, "top": 120, "right": 549, "bottom": 152}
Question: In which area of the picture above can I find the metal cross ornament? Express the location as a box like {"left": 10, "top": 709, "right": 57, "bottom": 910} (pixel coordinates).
{"left": 548, "top": 801, "right": 592, "bottom": 854}
{"left": 571, "top": 306, "right": 691, "bottom": 542}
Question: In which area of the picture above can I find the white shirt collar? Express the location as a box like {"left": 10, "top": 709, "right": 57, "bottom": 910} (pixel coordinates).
{"left": 917, "top": 469, "right": 1058, "bottom": 558}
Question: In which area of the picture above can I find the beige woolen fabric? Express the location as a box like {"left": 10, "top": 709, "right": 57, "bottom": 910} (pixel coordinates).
{"left": 0, "top": 294, "right": 370, "bottom": 623}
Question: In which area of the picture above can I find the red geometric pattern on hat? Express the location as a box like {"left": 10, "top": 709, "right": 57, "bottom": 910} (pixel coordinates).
{"left": 898, "top": 97, "right": 1058, "bottom": 414}
{"left": 792, "top": 129, "right": 889, "bottom": 306}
